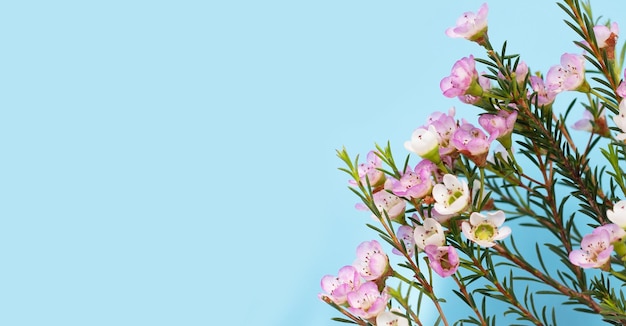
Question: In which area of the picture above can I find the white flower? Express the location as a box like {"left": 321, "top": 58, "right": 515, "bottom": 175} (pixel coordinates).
{"left": 413, "top": 218, "right": 446, "bottom": 250}
{"left": 432, "top": 174, "right": 470, "bottom": 215}
{"left": 461, "top": 210, "right": 511, "bottom": 247}
{"left": 607, "top": 200, "right": 626, "bottom": 228}
{"left": 376, "top": 309, "right": 409, "bottom": 326}
{"left": 613, "top": 100, "right": 626, "bottom": 141}
{"left": 404, "top": 125, "right": 441, "bottom": 161}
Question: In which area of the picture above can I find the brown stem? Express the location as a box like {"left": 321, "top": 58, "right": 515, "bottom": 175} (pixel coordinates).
{"left": 518, "top": 100, "right": 608, "bottom": 224}
{"left": 377, "top": 213, "right": 449, "bottom": 326}
{"left": 469, "top": 254, "right": 544, "bottom": 325}
{"left": 452, "top": 275, "right": 487, "bottom": 326}
{"left": 320, "top": 296, "right": 369, "bottom": 326}
{"left": 492, "top": 244, "right": 603, "bottom": 314}
{"left": 564, "top": 0, "right": 621, "bottom": 100}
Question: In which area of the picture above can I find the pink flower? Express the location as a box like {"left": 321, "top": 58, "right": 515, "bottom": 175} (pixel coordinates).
{"left": 595, "top": 223, "right": 626, "bottom": 244}
{"left": 599, "top": 224, "right": 626, "bottom": 260}
{"left": 572, "top": 105, "right": 608, "bottom": 135}
{"left": 529, "top": 75, "right": 557, "bottom": 107}
{"left": 423, "top": 108, "right": 458, "bottom": 156}
{"left": 459, "top": 72, "right": 491, "bottom": 104}
{"left": 413, "top": 218, "right": 446, "bottom": 250}
{"left": 451, "top": 120, "right": 491, "bottom": 166}
{"left": 357, "top": 180, "right": 406, "bottom": 222}
{"left": 497, "top": 61, "right": 529, "bottom": 85}
{"left": 569, "top": 227, "right": 613, "bottom": 269}
{"left": 392, "top": 225, "right": 416, "bottom": 257}
{"left": 546, "top": 53, "right": 587, "bottom": 93}
{"left": 390, "top": 162, "right": 433, "bottom": 199}
{"left": 445, "top": 3, "right": 488, "bottom": 42}
{"left": 593, "top": 22, "right": 619, "bottom": 49}
{"left": 424, "top": 245, "right": 460, "bottom": 277}
{"left": 513, "top": 61, "right": 529, "bottom": 84}
{"left": 440, "top": 55, "right": 482, "bottom": 98}
{"left": 618, "top": 81, "right": 626, "bottom": 98}
{"left": 478, "top": 110, "right": 517, "bottom": 147}
{"left": 349, "top": 151, "right": 385, "bottom": 188}
{"left": 347, "top": 281, "right": 389, "bottom": 319}
{"left": 572, "top": 109, "right": 594, "bottom": 131}
{"left": 353, "top": 240, "right": 389, "bottom": 281}
{"left": 461, "top": 210, "right": 512, "bottom": 247}
{"left": 319, "top": 265, "right": 361, "bottom": 305}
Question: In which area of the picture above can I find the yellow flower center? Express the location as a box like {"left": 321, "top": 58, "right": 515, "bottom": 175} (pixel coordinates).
{"left": 475, "top": 223, "right": 495, "bottom": 241}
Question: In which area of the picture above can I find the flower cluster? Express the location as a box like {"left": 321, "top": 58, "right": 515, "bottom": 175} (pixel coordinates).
{"left": 320, "top": 1, "right": 626, "bottom": 325}
{"left": 319, "top": 240, "right": 397, "bottom": 321}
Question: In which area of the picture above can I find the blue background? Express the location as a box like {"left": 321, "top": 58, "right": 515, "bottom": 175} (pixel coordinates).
{"left": 0, "top": 1, "right": 623, "bottom": 325}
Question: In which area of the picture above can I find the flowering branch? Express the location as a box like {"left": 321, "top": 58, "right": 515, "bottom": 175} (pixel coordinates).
{"left": 319, "top": 1, "right": 626, "bottom": 325}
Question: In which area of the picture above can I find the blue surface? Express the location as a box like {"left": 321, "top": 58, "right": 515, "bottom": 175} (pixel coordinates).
{"left": 0, "top": 1, "right": 623, "bottom": 325}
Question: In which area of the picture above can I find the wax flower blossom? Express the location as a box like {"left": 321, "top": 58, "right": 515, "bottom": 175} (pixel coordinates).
{"left": 571, "top": 106, "right": 609, "bottom": 136}
{"left": 595, "top": 22, "right": 619, "bottom": 48}
{"left": 349, "top": 150, "right": 385, "bottom": 188}
{"left": 461, "top": 210, "right": 512, "bottom": 247}
{"left": 424, "top": 108, "right": 458, "bottom": 156}
{"left": 413, "top": 218, "right": 446, "bottom": 250}
{"left": 612, "top": 100, "right": 626, "bottom": 141}
{"left": 432, "top": 174, "right": 470, "bottom": 215}
{"left": 451, "top": 120, "right": 491, "bottom": 166}
{"left": 357, "top": 180, "right": 406, "bottom": 222}
{"left": 589, "top": 22, "right": 619, "bottom": 59}
{"left": 440, "top": 55, "right": 484, "bottom": 98}
{"left": 598, "top": 223, "right": 626, "bottom": 259}
{"left": 376, "top": 309, "right": 409, "bottom": 326}
{"left": 497, "top": 61, "right": 529, "bottom": 91}
{"left": 390, "top": 161, "right": 433, "bottom": 200}
{"left": 392, "top": 224, "right": 416, "bottom": 257}
{"left": 353, "top": 240, "right": 390, "bottom": 281}
{"left": 607, "top": 199, "right": 626, "bottom": 228}
{"left": 529, "top": 75, "right": 557, "bottom": 107}
{"left": 572, "top": 109, "right": 594, "bottom": 131}
{"left": 595, "top": 223, "right": 626, "bottom": 244}
{"left": 513, "top": 61, "right": 529, "bottom": 85}
{"left": 445, "top": 2, "right": 488, "bottom": 44}
{"left": 346, "top": 281, "right": 389, "bottom": 319}
{"left": 404, "top": 125, "right": 442, "bottom": 164}
{"left": 546, "top": 53, "right": 589, "bottom": 93}
{"left": 569, "top": 227, "right": 613, "bottom": 270}
{"left": 424, "top": 244, "right": 460, "bottom": 278}
{"left": 478, "top": 110, "right": 517, "bottom": 149}
{"left": 459, "top": 72, "right": 491, "bottom": 105}
{"left": 319, "top": 265, "right": 361, "bottom": 305}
